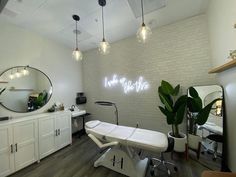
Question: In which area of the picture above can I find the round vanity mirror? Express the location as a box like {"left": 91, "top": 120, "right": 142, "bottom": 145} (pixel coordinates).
{"left": 0, "top": 66, "right": 53, "bottom": 113}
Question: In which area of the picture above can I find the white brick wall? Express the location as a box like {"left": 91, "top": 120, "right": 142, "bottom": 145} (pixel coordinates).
{"left": 82, "top": 15, "right": 216, "bottom": 134}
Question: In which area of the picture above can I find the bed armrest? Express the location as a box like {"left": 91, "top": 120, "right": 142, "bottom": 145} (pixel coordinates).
{"left": 88, "top": 134, "right": 119, "bottom": 149}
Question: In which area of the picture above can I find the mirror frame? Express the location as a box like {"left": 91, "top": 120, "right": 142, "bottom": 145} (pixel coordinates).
{"left": 187, "top": 84, "right": 228, "bottom": 171}
{"left": 0, "top": 66, "right": 53, "bottom": 113}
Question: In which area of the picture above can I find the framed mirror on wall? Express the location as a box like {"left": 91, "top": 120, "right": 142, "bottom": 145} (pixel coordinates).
{"left": 187, "top": 85, "right": 227, "bottom": 171}
{"left": 0, "top": 66, "right": 53, "bottom": 113}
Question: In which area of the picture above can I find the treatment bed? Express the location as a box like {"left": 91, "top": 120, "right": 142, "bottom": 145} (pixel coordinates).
{"left": 85, "top": 120, "right": 168, "bottom": 177}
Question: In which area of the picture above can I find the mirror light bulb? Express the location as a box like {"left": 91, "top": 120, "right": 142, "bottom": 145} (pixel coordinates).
{"left": 137, "top": 23, "right": 152, "bottom": 43}
{"left": 72, "top": 48, "right": 83, "bottom": 61}
{"left": 99, "top": 39, "right": 110, "bottom": 55}
{"left": 9, "top": 73, "right": 15, "bottom": 80}
{"left": 22, "top": 68, "right": 29, "bottom": 75}
{"left": 15, "top": 69, "right": 22, "bottom": 78}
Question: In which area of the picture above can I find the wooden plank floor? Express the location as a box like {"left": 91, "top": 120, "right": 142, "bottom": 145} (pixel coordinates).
{"left": 10, "top": 135, "right": 210, "bottom": 177}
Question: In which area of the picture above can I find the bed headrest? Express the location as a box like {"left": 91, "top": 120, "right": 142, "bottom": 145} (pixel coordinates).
{"left": 85, "top": 120, "right": 101, "bottom": 129}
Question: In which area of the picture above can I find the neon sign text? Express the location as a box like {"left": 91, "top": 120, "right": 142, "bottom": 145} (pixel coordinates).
{"left": 104, "top": 75, "right": 149, "bottom": 94}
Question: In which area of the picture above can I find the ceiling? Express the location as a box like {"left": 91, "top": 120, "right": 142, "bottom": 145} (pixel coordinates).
{"left": 0, "top": 0, "right": 209, "bottom": 51}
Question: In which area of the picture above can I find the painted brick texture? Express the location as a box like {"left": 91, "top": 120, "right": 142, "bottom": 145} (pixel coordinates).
{"left": 82, "top": 15, "right": 216, "bottom": 134}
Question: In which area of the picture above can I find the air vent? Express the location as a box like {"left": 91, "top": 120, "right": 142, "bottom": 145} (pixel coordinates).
{"left": 0, "top": 0, "right": 8, "bottom": 13}
{"left": 127, "top": 0, "right": 166, "bottom": 18}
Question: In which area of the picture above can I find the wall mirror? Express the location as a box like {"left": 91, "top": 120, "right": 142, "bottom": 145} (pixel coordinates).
{"left": 187, "top": 85, "right": 226, "bottom": 171}
{"left": 0, "top": 66, "right": 53, "bottom": 113}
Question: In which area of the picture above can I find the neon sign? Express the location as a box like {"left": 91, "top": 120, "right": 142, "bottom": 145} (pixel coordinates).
{"left": 104, "top": 74, "right": 150, "bottom": 94}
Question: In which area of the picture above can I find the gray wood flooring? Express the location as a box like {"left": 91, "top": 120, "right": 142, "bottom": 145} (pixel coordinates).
{"left": 10, "top": 135, "right": 211, "bottom": 177}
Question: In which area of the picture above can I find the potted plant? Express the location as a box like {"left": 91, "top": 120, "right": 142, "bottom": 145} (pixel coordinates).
{"left": 187, "top": 87, "right": 219, "bottom": 155}
{"left": 158, "top": 80, "right": 187, "bottom": 152}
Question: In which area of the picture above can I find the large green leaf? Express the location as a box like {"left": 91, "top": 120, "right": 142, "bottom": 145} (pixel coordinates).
{"left": 195, "top": 99, "right": 219, "bottom": 125}
{"left": 159, "top": 92, "right": 173, "bottom": 112}
{"left": 174, "top": 95, "right": 187, "bottom": 111}
{"left": 175, "top": 104, "right": 186, "bottom": 125}
{"left": 159, "top": 106, "right": 175, "bottom": 124}
{"left": 187, "top": 97, "right": 202, "bottom": 112}
{"left": 189, "top": 87, "right": 199, "bottom": 98}
{"left": 161, "top": 80, "right": 174, "bottom": 95}
{"left": 172, "top": 85, "right": 180, "bottom": 96}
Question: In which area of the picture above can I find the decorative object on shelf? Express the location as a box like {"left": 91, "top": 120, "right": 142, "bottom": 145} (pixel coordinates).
{"left": 209, "top": 59, "right": 236, "bottom": 73}
{"left": 72, "top": 14, "right": 83, "bottom": 61}
{"left": 158, "top": 80, "right": 187, "bottom": 152}
{"left": 229, "top": 50, "right": 236, "bottom": 60}
{"left": 98, "top": 0, "right": 110, "bottom": 55}
{"left": 137, "top": 0, "right": 152, "bottom": 43}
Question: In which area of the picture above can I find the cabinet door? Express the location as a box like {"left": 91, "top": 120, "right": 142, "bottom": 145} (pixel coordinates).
{"left": 13, "top": 120, "right": 38, "bottom": 171}
{"left": 38, "top": 116, "right": 56, "bottom": 159}
{"left": 55, "top": 113, "right": 71, "bottom": 150}
{"left": 0, "top": 126, "right": 14, "bottom": 177}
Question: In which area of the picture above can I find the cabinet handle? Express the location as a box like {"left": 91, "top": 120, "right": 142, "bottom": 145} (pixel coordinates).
{"left": 55, "top": 129, "right": 58, "bottom": 136}
{"left": 58, "top": 129, "right": 60, "bottom": 135}
{"left": 10, "top": 144, "right": 13, "bottom": 153}
{"left": 15, "top": 144, "right": 17, "bottom": 152}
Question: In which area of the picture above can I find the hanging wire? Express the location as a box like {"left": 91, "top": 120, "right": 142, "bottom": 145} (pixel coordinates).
{"left": 141, "top": 0, "right": 144, "bottom": 24}
{"left": 102, "top": 6, "right": 105, "bottom": 40}
{"left": 75, "top": 20, "right": 78, "bottom": 49}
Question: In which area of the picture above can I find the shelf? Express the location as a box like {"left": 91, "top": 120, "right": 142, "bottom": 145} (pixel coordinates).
{"left": 209, "top": 59, "right": 236, "bottom": 74}
{"left": 9, "top": 88, "right": 34, "bottom": 92}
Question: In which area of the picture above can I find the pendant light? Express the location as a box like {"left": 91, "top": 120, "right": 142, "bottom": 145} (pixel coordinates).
{"left": 98, "top": 0, "right": 110, "bottom": 55}
{"left": 72, "top": 15, "right": 83, "bottom": 61}
{"left": 137, "top": 0, "right": 152, "bottom": 43}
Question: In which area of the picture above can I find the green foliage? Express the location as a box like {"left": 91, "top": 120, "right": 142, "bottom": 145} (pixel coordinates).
{"left": 187, "top": 87, "right": 220, "bottom": 134}
{"left": 158, "top": 80, "right": 187, "bottom": 138}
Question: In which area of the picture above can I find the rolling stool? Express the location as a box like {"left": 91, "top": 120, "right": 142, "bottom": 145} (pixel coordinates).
{"left": 150, "top": 137, "right": 178, "bottom": 176}
{"left": 206, "top": 134, "right": 223, "bottom": 160}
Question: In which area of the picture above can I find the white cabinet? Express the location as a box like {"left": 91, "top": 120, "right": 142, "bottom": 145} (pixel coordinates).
{"left": 0, "top": 126, "right": 14, "bottom": 177}
{"left": 13, "top": 120, "right": 38, "bottom": 171}
{"left": 0, "top": 119, "right": 38, "bottom": 177}
{"left": 39, "top": 112, "right": 71, "bottom": 159}
{"left": 0, "top": 111, "right": 72, "bottom": 177}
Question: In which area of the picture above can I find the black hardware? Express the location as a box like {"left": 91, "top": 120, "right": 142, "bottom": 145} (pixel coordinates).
{"left": 58, "top": 129, "right": 60, "bottom": 136}
{"left": 10, "top": 144, "right": 13, "bottom": 153}
{"left": 113, "top": 156, "right": 115, "bottom": 166}
{"left": 121, "top": 158, "right": 123, "bottom": 169}
{"left": 56, "top": 129, "right": 58, "bottom": 136}
{"left": 15, "top": 144, "right": 17, "bottom": 152}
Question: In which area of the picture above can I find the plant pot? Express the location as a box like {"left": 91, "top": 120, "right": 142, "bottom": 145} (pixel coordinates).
{"left": 168, "top": 131, "right": 187, "bottom": 152}
{"left": 188, "top": 133, "right": 202, "bottom": 150}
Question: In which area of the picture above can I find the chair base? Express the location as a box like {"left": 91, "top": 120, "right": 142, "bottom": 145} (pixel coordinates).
{"left": 150, "top": 153, "right": 178, "bottom": 177}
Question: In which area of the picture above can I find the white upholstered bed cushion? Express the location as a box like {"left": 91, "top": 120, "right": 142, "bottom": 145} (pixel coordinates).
{"left": 127, "top": 128, "right": 168, "bottom": 152}
{"left": 86, "top": 122, "right": 117, "bottom": 140}
{"left": 106, "top": 125, "right": 136, "bottom": 143}
{"left": 85, "top": 120, "right": 101, "bottom": 129}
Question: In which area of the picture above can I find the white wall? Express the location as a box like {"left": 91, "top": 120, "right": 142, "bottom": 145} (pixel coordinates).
{"left": 82, "top": 15, "right": 216, "bottom": 134}
{"left": 207, "top": 0, "right": 236, "bottom": 171}
{"left": 0, "top": 20, "right": 83, "bottom": 117}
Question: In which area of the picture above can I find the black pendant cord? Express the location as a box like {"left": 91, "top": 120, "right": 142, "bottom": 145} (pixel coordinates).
{"left": 75, "top": 21, "right": 78, "bottom": 49}
{"left": 102, "top": 6, "right": 105, "bottom": 40}
{"left": 141, "top": 0, "right": 144, "bottom": 25}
